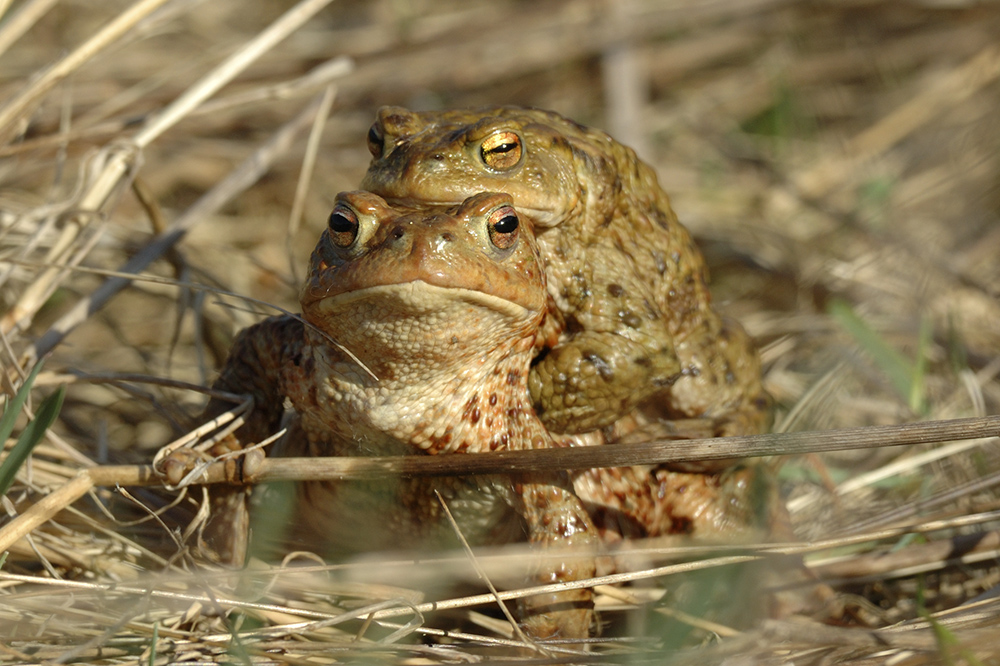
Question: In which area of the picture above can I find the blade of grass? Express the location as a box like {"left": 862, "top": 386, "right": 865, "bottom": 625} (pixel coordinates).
{"left": 829, "top": 299, "right": 928, "bottom": 414}
{"left": 911, "top": 313, "right": 931, "bottom": 414}
{"left": 148, "top": 621, "right": 158, "bottom": 666}
{"left": 0, "top": 385, "right": 65, "bottom": 497}
{"left": 919, "top": 592, "right": 986, "bottom": 666}
{"left": 0, "top": 361, "right": 45, "bottom": 447}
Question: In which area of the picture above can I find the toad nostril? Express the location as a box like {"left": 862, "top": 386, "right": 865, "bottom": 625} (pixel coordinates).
{"left": 440, "top": 232, "right": 454, "bottom": 243}
{"left": 392, "top": 226, "right": 406, "bottom": 240}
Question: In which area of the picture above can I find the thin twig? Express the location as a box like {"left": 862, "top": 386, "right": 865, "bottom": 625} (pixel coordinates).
{"left": 16, "top": 92, "right": 329, "bottom": 366}
{"left": 19, "top": 414, "right": 1000, "bottom": 488}
{"left": 0, "top": 0, "right": 172, "bottom": 139}
{"left": 794, "top": 43, "right": 1000, "bottom": 198}
{"left": 2, "top": 415, "right": 998, "bottom": 556}
{"left": 0, "top": 0, "right": 59, "bottom": 60}
{"left": 236, "top": 414, "right": 1000, "bottom": 482}
{"left": 286, "top": 84, "right": 337, "bottom": 285}
{"left": 435, "top": 489, "right": 538, "bottom": 649}
{"left": 132, "top": 0, "right": 336, "bottom": 149}
{"left": 810, "top": 530, "right": 1000, "bottom": 580}
{"left": 1, "top": 0, "right": 337, "bottom": 338}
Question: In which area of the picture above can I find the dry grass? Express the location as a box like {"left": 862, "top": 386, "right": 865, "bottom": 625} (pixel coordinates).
{"left": 2, "top": 0, "right": 1000, "bottom": 663}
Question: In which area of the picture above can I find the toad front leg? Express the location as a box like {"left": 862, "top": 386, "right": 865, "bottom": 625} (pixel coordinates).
{"left": 514, "top": 474, "right": 600, "bottom": 639}
{"left": 159, "top": 314, "right": 307, "bottom": 564}
{"left": 669, "top": 316, "right": 772, "bottom": 438}
{"left": 528, "top": 245, "right": 681, "bottom": 434}
{"left": 528, "top": 330, "right": 679, "bottom": 434}
{"left": 530, "top": 244, "right": 769, "bottom": 439}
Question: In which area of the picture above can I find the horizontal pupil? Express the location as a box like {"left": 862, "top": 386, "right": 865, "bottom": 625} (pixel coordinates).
{"left": 489, "top": 143, "right": 516, "bottom": 154}
{"left": 495, "top": 215, "right": 518, "bottom": 232}
{"left": 329, "top": 213, "right": 355, "bottom": 232}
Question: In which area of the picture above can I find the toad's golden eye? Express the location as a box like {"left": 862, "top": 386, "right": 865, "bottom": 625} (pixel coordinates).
{"left": 328, "top": 206, "right": 359, "bottom": 248}
{"left": 366, "top": 122, "right": 384, "bottom": 159}
{"left": 487, "top": 205, "right": 520, "bottom": 250}
{"left": 480, "top": 130, "right": 522, "bottom": 171}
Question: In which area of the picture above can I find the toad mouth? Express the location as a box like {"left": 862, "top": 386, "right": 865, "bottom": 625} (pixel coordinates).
{"left": 309, "top": 282, "right": 533, "bottom": 320}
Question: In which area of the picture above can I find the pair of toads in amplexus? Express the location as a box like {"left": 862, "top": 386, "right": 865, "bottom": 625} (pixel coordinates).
{"left": 160, "top": 105, "right": 774, "bottom": 639}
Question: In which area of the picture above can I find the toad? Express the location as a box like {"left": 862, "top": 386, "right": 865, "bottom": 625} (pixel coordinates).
{"left": 167, "top": 191, "right": 766, "bottom": 640}
{"left": 175, "top": 192, "right": 597, "bottom": 637}
{"left": 362, "top": 106, "right": 770, "bottom": 445}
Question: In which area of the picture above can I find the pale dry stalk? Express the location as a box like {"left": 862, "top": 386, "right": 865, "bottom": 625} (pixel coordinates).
{"left": 18, "top": 90, "right": 332, "bottom": 367}
{"left": 286, "top": 84, "right": 338, "bottom": 283}
{"left": 0, "top": 0, "right": 60, "bottom": 59}
{"left": 2, "top": 415, "right": 999, "bottom": 555}
{"left": 0, "top": 0, "right": 172, "bottom": 139}
{"left": 1, "top": 0, "right": 336, "bottom": 338}
{"left": 794, "top": 43, "right": 1000, "bottom": 199}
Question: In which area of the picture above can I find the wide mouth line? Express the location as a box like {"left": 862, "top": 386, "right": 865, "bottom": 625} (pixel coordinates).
{"left": 306, "top": 281, "right": 533, "bottom": 318}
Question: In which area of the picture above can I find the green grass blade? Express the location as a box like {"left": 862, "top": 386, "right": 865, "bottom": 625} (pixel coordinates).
{"left": 910, "top": 314, "right": 931, "bottom": 414}
{"left": 0, "top": 385, "right": 65, "bottom": 498}
{"left": 148, "top": 621, "right": 159, "bottom": 666}
{"left": 0, "top": 361, "right": 45, "bottom": 449}
{"left": 829, "top": 299, "right": 923, "bottom": 412}
{"left": 921, "top": 606, "right": 985, "bottom": 666}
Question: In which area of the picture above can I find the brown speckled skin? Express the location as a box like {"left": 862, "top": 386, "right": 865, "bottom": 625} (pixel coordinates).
{"left": 184, "top": 190, "right": 772, "bottom": 639}
{"left": 361, "top": 106, "right": 770, "bottom": 442}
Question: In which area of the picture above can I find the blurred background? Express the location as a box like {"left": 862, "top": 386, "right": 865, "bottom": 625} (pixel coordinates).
{"left": 2, "top": 0, "right": 1000, "bottom": 661}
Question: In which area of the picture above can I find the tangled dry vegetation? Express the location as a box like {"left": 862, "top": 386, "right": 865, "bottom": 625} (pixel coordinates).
{"left": 2, "top": 0, "right": 1000, "bottom": 663}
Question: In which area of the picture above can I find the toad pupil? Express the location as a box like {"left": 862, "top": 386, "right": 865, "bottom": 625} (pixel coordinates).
{"left": 328, "top": 211, "right": 355, "bottom": 233}
{"left": 494, "top": 213, "right": 518, "bottom": 234}
{"left": 367, "top": 125, "right": 383, "bottom": 157}
{"left": 489, "top": 142, "right": 517, "bottom": 154}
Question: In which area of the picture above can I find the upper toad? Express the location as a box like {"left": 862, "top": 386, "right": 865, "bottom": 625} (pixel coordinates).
{"left": 362, "top": 106, "right": 770, "bottom": 445}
